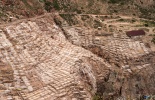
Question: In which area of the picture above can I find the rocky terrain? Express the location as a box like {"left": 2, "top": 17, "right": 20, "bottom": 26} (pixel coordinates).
{"left": 1, "top": 0, "right": 155, "bottom": 22}
{"left": 0, "top": 0, "right": 155, "bottom": 100}
{"left": 54, "top": 13, "right": 155, "bottom": 99}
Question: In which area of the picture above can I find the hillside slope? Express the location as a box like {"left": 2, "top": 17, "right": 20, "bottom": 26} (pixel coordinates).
{"left": 1, "top": 0, "right": 155, "bottom": 22}
{"left": 57, "top": 0, "right": 155, "bottom": 19}
{"left": 0, "top": 12, "right": 154, "bottom": 100}
{"left": 0, "top": 0, "right": 155, "bottom": 100}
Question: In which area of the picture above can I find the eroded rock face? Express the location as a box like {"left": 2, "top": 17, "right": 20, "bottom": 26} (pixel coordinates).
{"left": 0, "top": 13, "right": 155, "bottom": 100}
{"left": 54, "top": 14, "right": 155, "bottom": 99}
{"left": 0, "top": 14, "right": 114, "bottom": 100}
{"left": 0, "top": 61, "right": 13, "bottom": 85}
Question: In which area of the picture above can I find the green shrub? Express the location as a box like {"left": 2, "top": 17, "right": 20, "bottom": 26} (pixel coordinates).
{"left": 144, "top": 23, "right": 148, "bottom": 27}
{"left": 81, "top": 15, "right": 90, "bottom": 21}
{"left": 141, "top": 20, "right": 155, "bottom": 27}
{"left": 108, "top": 0, "right": 122, "bottom": 3}
{"left": 118, "top": 18, "right": 125, "bottom": 22}
{"left": 21, "top": 0, "right": 32, "bottom": 9}
{"left": 44, "top": 1, "right": 53, "bottom": 12}
{"left": 131, "top": 19, "right": 136, "bottom": 23}
{"left": 108, "top": 0, "right": 127, "bottom": 4}
{"left": 39, "top": 0, "right": 45, "bottom": 2}
{"left": 94, "top": 20, "right": 102, "bottom": 29}
{"left": 59, "top": 14, "right": 78, "bottom": 26}
{"left": 151, "top": 37, "right": 155, "bottom": 44}
{"left": 88, "top": 0, "right": 94, "bottom": 7}
{"left": 43, "top": 0, "right": 60, "bottom": 12}
{"left": 93, "top": 94, "right": 103, "bottom": 100}
{"left": 53, "top": 0, "right": 60, "bottom": 10}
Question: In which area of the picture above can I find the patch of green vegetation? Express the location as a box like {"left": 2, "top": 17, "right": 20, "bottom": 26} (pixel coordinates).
{"left": 52, "top": 0, "right": 60, "bottom": 10}
{"left": 87, "top": 8, "right": 100, "bottom": 15}
{"left": 92, "top": 9, "right": 101, "bottom": 14}
{"left": 0, "top": 12, "right": 5, "bottom": 17}
{"left": 131, "top": 19, "right": 136, "bottom": 23}
{"left": 93, "top": 94, "right": 103, "bottom": 100}
{"left": 100, "top": 0, "right": 107, "bottom": 3}
{"left": 151, "top": 37, "right": 155, "bottom": 44}
{"left": 138, "top": 5, "right": 155, "bottom": 20}
{"left": 0, "top": 11, "right": 7, "bottom": 20}
{"left": 135, "top": 25, "right": 144, "bottom": 27}
{"left": 44, "top": 0, "right": 53, "bottom": 12}
{"left": 60, "top": 3, "right": 72, "bottom": 12}
{"left": 141, "top": 20, "right": 155, "bottom": 27}
{"left": 117, "top": 18, "right": 137, "bottom": 23}
{"left": 99, "top": 16, "right": 104, "bottom": 21}
{"left": 117, "top": 18, "right": 124, "bottom": 22}
{"left": 139, "top": 7, "right": 148, "bottom": 15}
{"left": 94, "top": 20, "right": 102, "bottom": 29}
{"left": 150, "top": 34, "right": 155, "bottom": 44}
{"left": 40, "top": 0, "right": 60, "bottom": 12}
{"left": 88, "top": 0, "right": 94, "bottom": 7}
{"left": 113, "top": 10, "right": 118, "bottom": 13}
{"left": 21, "top": 0, "right": 33, "bottom": 9}
{"left": 70, "top": 7, "right": 82, "bottom": 14}
{"left": 76, "top": 9, "right": 82, "bottom": 14}
{"left": 20, "top": 0, "right": 43, "bottom": 15}
{"left": 148, "top": 33, "right": 155, "bottom": 44}
{"left": 81, "top": 15, "right": 90, "bottom": 21}
{"left": 59, "top": 14, "right": 78, "bottom": 26}
{"left": 149, "top": 34, "right": 155, "bottom": 36}
{"left": 108, "top": 0, "right": 126, "bottom": 4}
{"left": 39, "top": 0, "right": 45, "bottom": 2}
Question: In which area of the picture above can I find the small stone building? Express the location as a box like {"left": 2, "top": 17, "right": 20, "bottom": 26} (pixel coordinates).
{"left": 126, "top": 30, "right": 145, "bottom": 37}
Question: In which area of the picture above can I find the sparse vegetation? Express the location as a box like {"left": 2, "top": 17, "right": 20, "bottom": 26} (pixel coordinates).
{"left": 131, "top": 19, "right": 136, "bottom": 23}
{"left": 117, "top": 18, "right": 136, "bottom": 23}
{"left": 40, "top": 0, "right": 60, "bottom": 12}
{"left": 118, "top": 18, "right": 125, "bottom": 22}
{"left": 88, "top": 0, "right": 94, "bottom": 7}
{"left": 108, "top": 0, "right": 127, "bottom": 4}
{"left": 81, "top": 15, "right": 90, "bottom": 21}
{"left": 44, "top": 0, "right": 53, "bottom": 12}
{"left": 93, "top": 94, "right": 103, "bottom": 100}
{"left": 142, "top": 20, "right": 155, "bottom": 27}
{"left": 149, "top": 34, "right": 155, "bottom": 44}
{"left": 138, "top": 5, "right": 155, "bottom": 20}
{"left": 21, "top": 0, "right": 33, "bottom": 9}
{"left": 151, "top": 35, "right": 155, "bottom": 44}
{"left": 59, "top": 14, "right": 78, "bottom": 26}
{"left": 94, "top": 20, "right": 102, "bottom": 29}
{"left": 99, "top": 16, "right": 104, "bottom": 21}
{"left": 52, "top": 0, "right": 60, "bottom": 10}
